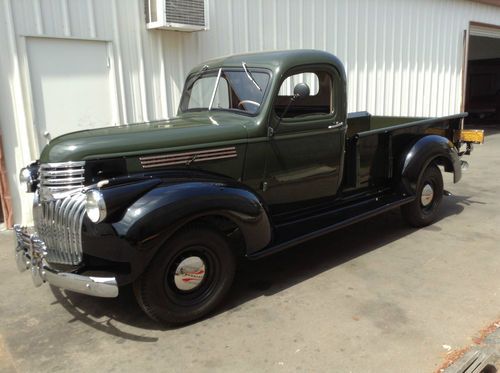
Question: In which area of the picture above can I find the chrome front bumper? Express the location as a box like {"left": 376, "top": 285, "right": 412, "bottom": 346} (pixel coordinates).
{"left": 14, "top": 225, "right": 119, "bottom": 298}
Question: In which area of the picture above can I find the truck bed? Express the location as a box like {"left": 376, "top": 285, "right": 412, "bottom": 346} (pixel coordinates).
{"left": 343, "top": 112, "right": 466, "bottom": 191}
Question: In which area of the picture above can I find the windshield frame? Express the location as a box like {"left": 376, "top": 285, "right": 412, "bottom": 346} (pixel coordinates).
{"left": 178, "top": 67, "right": 273, "bottom": 117}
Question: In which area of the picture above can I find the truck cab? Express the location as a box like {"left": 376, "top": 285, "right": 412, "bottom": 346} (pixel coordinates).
{"left": 15, "top": 50, "right": 483, "bottom": 325}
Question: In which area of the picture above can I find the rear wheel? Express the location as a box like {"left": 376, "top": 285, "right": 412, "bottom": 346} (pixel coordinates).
{"left": 134, "top": 226, "right": 236, "bottom": 325}
{"left": 401, "top": 164, "right": 443, "bottom": 227}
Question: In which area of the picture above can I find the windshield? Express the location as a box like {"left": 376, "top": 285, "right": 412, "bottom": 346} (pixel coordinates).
{"left": 179, "top": 68, "right": 270, "bottom": 115}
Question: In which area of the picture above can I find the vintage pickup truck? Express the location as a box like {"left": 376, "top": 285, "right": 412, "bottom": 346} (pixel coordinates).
{"left": 15, "top": 50, "right": 483, "bottom": 324}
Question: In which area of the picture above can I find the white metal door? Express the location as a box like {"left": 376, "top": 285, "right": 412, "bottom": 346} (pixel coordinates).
{"left": 26, "top": 37, "right": 117, "bottom": 146}
{"left": 470, "top": 23, "right": 500, "bottom": 39}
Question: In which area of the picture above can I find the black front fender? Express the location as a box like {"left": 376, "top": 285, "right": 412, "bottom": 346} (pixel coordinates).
{"left": 112, "top": 181, "right": 272, "bottom": 255}
{"left": 400, "top": 135, "right": 461, "bottom": 194}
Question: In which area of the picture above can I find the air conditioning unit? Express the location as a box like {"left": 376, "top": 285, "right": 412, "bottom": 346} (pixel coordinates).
{"left": 146, "top": 0, "right": 209, "bottom": 32}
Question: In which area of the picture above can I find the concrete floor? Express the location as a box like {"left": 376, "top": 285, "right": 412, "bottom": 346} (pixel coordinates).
{"left": 1, "top": 127, "right": 500, "bottom": 373}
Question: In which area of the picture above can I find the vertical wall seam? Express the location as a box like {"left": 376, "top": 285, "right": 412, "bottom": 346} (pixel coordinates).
{"left": 157, "top": 35, "right": 168, "bottom": 119}
{"left": 310, "top": 0, "right": 315, "bottom": 50}
{"left": 299, "top": 0, "right": 303, "bottom": 49}
{"left": 87, "top": 0, "right": 97, "bottom": 38}
{"left": 228, "top": 0, "right": 234, "bottom": 53}
{"left": 258, "top": 0, "right": 263, "bottom": 50}
{"left": 34, "top": 0, "right": 44, "bottom": 34}
{"left": 370, "top": 0, "right": 377, "bottom": 114}
{"left": 60, "top": 0, "right": 71, "bottom": 37}
{"left": 362, "top": 0, "right": 368, "bottom": 113}
{"left": 134, "top": 0, "right": 149, "bottom": 122}
{"left": 285, "top": 1, "right": 292, "bottom": 49}
{"left": 322, "top": 0, "right": 327, "bottom": 51}
{"left": 110, "top": 0, "right": 128, "bottom": 123}
{"left": 273, "top": 0, "right": 277, "bottom": 50}
{"left": 244, "top": 0, "right": 249, "bottom": 52}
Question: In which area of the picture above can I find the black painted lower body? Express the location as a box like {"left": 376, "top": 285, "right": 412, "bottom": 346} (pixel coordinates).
{"left": 248, "top": 193, "right": 415, "bottom": 259}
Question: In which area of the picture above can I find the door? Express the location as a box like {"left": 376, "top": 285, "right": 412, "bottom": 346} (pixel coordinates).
{"left": 263, "top": 67, "right": 345, "bottom": 212}
{"left": 26, "top": 37, "right": 117, "bottom": 146}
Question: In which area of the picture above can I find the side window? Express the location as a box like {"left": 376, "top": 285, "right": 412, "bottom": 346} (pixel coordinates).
{"left": 274, "top": 70, "right": 333, "bottom": 118}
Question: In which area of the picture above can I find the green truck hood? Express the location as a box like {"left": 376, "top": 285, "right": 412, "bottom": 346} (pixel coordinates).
{"left": 40, "top": 112, "right": 251, "bottom": 163}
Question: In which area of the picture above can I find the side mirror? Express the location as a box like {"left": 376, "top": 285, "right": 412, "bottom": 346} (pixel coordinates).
{"left": 271, "top": 82, "right": 311, "bottom": 137}
{"left": 293, "top": 83, "right": 310, "bottom": 99}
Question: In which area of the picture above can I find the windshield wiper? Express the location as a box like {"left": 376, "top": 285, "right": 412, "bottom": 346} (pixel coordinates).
{"left": 208, "top": 68, "right": 222, "bottom": 111}
{"left": 242, "top": 62, "right": 262, "bottom": 91}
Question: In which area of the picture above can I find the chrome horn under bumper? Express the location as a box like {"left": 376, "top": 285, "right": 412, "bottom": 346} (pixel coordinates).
{"left": 14, "top": 224, "right": 118, "bottom": 298}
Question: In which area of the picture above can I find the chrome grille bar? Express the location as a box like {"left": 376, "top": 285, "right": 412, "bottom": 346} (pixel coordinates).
{"left": 38, "top": 161, "right": 85, "bottom": 201}
{"left": 40, "top": 177, "right": 85, "bottom": 185}
{"left": 34, "top": 192, "right": 86, "bottom": 265}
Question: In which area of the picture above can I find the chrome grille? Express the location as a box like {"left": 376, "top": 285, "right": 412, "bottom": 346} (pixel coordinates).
{"left": 34, "top": 192, "right": 87, "bottom": 265}
{"left": 39, "top": 162, "right": 86, "bottom": 201}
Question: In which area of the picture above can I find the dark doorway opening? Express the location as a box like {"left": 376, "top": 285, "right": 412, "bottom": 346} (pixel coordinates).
{"left": 465, "top": 35, "right": 500, "bottom": 125}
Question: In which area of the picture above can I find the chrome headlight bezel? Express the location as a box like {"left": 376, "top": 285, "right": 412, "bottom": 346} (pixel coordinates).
{"left": 85, "top": 190, "right": 107, "bottom": 223}
{"left": 19, "top": 166, "right": 38, "bottom": 193}
{"left": 19, "top": 167, "right": 32, "bottom": 184}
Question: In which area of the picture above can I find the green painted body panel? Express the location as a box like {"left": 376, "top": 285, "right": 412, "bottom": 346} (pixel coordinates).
{"left": 40, "top": 112, "right": 252, "bottom": 163}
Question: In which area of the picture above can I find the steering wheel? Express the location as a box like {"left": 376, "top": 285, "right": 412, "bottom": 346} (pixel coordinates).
{"left": 237, "top": 100, "right": 261, "bottom": 110}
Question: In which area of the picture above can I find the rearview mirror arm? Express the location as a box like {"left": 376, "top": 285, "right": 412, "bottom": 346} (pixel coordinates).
{"left": 269, "top": 95, "right": 298, "bottom": 137}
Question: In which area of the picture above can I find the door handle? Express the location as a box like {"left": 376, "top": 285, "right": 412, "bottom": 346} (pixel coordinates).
{"left": 328, "top": 121, "right": 343, "bottom": 129}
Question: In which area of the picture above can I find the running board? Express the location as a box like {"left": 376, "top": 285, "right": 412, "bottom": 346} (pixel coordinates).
{"left": 248, "top": 195, "right": 415, "bottom": 260}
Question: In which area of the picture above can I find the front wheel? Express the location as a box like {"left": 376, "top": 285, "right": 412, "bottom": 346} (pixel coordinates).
{"left": 401, "top": 164, "right": 444, "bottom": 227}
{"left": 134, "top": 226, "right": 236, "bottom": 325}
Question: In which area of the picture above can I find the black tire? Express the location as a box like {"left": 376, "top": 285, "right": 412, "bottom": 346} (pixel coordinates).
{"left": 134, "top": 226, "right": 236, "bottom": 325}
{"left": 401, "top": 164, "right": 443, "bottom": 227}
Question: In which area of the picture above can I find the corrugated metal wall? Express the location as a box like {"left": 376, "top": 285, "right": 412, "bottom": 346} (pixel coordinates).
{"left": 1, "top": 0, "right": 500, "bottom": 223}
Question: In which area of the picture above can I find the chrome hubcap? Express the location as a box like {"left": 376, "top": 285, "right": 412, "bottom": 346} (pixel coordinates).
{"left": 174, "top": 256, "right": 206, "bottom": 291}
{"left": 421, "top": 184, "right": 434, "bottom": 207}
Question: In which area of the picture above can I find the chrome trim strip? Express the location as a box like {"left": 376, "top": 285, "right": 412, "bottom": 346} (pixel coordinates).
{"left": 141, "top": 152, "right": 237, "bottom": 165}
{"left": 40, "top": 161, "right": 85, "bottom": 169}
{"left": 141, "top": 153, "right": 238, "bottom": 168}
{"left": 60, "top": 196, "right": 72, "bottom": 261}
{"left": 66, "top": 197, "right": 78, "bottom": 261}
{"left": 140, "top": 146, "right": 236, "bottom": 160}
{"left": 40, "top": 169, "right": 86, "bottom": 176}
{"left": 141, "top": 150, "right": 237, "bottom": 164}
{"left": 139, "top": 147, "right": 237, "bottom": 169}
{"left": 40, "top": 177, "right": 85, "bottom": 185}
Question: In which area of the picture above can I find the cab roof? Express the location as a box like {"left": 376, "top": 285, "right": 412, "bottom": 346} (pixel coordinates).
{"left": 188, "top": 49, "right": 346, "bottom": 78}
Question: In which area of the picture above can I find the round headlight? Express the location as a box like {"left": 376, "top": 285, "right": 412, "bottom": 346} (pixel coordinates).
{"left": 19, "top": 167, "right": 32, "bottom": 184}
{"left": 86, "top": 190, "right": 107, "bottom": 223}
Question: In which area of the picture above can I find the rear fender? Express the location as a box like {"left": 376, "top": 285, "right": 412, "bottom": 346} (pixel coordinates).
{"left": 400, "top": 135, "right": 461, "bottom": 194}
{"left": 112, "top": 181, "right": 272, "bottom": 255}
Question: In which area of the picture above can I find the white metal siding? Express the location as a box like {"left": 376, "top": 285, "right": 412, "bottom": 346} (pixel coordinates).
{"left": 1, "top": 0, "right": 500, "bottom": 224}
